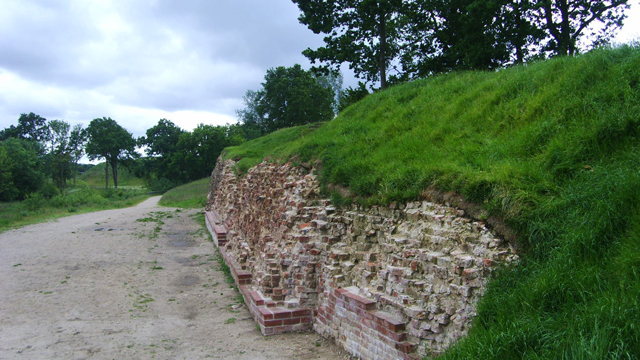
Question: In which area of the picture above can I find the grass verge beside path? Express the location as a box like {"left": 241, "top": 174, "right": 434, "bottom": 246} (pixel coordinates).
{"left": 0, "top": 187, "right": 150, "bottom": 233}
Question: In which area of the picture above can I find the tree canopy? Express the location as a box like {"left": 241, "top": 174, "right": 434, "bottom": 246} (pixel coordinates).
{"left": 86, "top": 117, "right": 137, "bottom": 189}
{"left": 534, "top": 0, "right": 630, "bottom": 56}
{"left": 0, "top": 138, "right": 45, "bottom": 201}
{"left": 237, "top": 64, "right": 335, "bottom": 135}
{"left": 133, "top": 120, "right": 247, "bottom": 191}
{"left": 294, "top": 0, "right": 630, "bottom": 88}
{"left": 294, "top": 0, "right": 406, "bottom": 89}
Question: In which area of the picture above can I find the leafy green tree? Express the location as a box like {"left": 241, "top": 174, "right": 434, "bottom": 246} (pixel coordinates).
{"left": 139, "top": 119, "right": 184, "bottom": 158}
{"left": 44, "top": 120, "right": 73, "bottom": 189}
{"left": 294, "top": 0, "right": 406, "bottom": 89}
{"left": 0, "top": 146, "right": 15, "bottom": 200}
{"left": 137, "top": 119, "right": 185, "bottom": 186}
{"left": 0, "top": 125, "right": 21, "bottom": 141}
{"left": 407, "top": 0, "right": 517, "bottom": 74}
{"left": 47, "top": 120, "right": 70, "bottom": 153}
{"left": 68, "top": 124, "right": 88, "bottom": 185}
{"left": 171, "top": 124, "right": 231, "bottom": 182}
{"left": 134, "top": 121, "right": 247, "bottom": 191}
{"left": 0, "top": 138, "right": 45, "bottom": 200}
{"left": 86, "top": 117, "right": 137, "bottom": 189}
{"left": 315, "top": 71, "right": 344, "bottom": 114}
{"left": 0, "top": 113, "right": 49, "bottom": 155}
{"left": 235, "top": 90, "right": 265, "bottom": 140}
{"left": 237, "top": 64, "right": 334, "bottom": 134}
{"left": 17, "top": 112, "right": 49, "bottom": 143}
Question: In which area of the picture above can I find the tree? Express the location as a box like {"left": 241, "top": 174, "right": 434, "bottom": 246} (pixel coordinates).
{"left": 237, "top": 64, "right": 335, "bottom": 134}
{"left": 137, "top": 119, "right": 185, "bottom": 184}
{"left": 86, "top": 117, "right": 137, "bottom": 189}
{"left": 46, "top": 120, "right": 72, "bottom": 189}
{"left": 0, "top": 138, "right": 45, "bottom": 200}
{"left": 315, "top": 71, "right": 344, "bottom": 114}
{"left": 293, "top": 0, "right": 407, "bottom": 89}
{"left": 68, "top": 124, "right": 88, "bottom": 185}
{"left": 0, "top": 145, "right": 15, "bottom": 201}
{"left": 0, "top": 113, "right": 49, "bottom": 154}
{"left": 0, "top": 125, "right": 21, "bottom": 141}
{"left": 533, "top": 0, "right": 629, "bottom": 56}
{"left": 47, "top": 120, "right": 70, "bottom": 154}
{"left": 171, "top": 124, "right": 232, "bottom": 182}
{"left": 17, "top": 112, "right": 49, "bottom": 143}
{"left": 139, "top": 119, "right": 184, "bottom": 158}
{"left": 235, "top": 90, "right": 265, "bottom": 140}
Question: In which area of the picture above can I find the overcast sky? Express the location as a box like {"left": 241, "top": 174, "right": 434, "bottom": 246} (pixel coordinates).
{"left": 1, "top": 0, "right": 639, "bottom": 139}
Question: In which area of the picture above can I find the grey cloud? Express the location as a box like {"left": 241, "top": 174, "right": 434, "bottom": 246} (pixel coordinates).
{"left": 0, "top": 0, "right": 336, "bottom": 133}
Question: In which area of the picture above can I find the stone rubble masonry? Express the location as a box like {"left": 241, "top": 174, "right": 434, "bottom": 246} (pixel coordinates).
{"left": 205, "top": 158, "right": 518, "bottom": 360}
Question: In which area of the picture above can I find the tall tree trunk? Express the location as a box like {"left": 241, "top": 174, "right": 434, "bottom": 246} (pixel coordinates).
{"left": 105, "top": 160, "right": 109, "bottom": 189}
{"left": 514, "top": 0, "right": 526, "bottom": 63}
{"left": 379, "top": 10, "right": 387, "bottom": 90}
{"left": 558, "top": 0, "right": 573, "bottom": 55}
{"left": 543, "top": 0, "right": 566, "bottom": 56}
{"left": 112, "top": 160, "right": 118, "bottom": 189}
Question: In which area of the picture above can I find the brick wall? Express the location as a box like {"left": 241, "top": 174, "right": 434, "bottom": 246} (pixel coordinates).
{"left": 206, "top": 159, "right": 517, "bottom": 359}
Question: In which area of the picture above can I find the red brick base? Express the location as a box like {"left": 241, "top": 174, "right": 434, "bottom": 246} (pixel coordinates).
{"left": 207, "top": 212, "right": 313, "bottom": 335}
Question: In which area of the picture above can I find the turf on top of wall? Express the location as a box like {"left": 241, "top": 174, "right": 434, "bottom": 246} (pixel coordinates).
{"left": 223, "top": 45, "right": 640, "bottom": 358}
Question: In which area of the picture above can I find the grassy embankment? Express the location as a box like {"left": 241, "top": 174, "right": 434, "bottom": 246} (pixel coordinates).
{"left": 223, "top": 46, "right": 640, "bottom": 358}
{"left": 0, "top": 163, "right": 149, "bottom": 232}
{"left": 159, "top": 177, "right": 210, "bottom": 208}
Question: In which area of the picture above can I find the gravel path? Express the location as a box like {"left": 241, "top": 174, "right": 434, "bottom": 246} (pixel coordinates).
{"left": 0, "top": 196, "right": 345, "bottom": 359}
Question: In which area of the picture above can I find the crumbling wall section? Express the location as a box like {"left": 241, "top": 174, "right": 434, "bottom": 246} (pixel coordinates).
{"left": 206, "top": 158, "right": 517, "bottom": 359}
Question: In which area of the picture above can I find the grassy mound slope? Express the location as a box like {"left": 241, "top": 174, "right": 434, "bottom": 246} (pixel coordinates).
{"left": 224, "top": 46, "right": 640, "bottom": 358}
{"left": 159, "top": 178, "right": 210, "bottom": 208}
{"left": 78, "top": 162, "right": 145, "bottom": 188}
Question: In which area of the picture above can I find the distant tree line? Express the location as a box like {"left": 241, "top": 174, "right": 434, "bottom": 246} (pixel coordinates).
{"left": 135, "top": 119, "right": 246, "bottom": 191}
{"left": 0, "top": 112, "right": 88, "bottom": 201}
{"left": 0, "top": 61, "right": 346, "bottom": 201}
{"left": 0, "top": 113, "right": 251, "bottom": 201}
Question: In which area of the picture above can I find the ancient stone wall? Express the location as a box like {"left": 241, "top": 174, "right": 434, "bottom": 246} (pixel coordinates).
{"left": 206, "top": 158, "right": 517, "bottom": 359}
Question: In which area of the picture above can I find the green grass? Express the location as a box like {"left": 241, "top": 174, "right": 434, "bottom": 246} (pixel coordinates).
{"left": 0, "top": 186, "right": 150, "bottom": 232}
{"left": 159, "top": 178, "right": 210, "bottom": 208}
{"left": 221, "top": 45, "right": 640, "bottom": 358}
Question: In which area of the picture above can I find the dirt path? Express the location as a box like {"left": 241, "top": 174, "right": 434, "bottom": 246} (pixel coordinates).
{"left": 0, "top": 196, "right": 346, "bottom": 360}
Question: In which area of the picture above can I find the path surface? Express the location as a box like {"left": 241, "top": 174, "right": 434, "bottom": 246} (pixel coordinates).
{"left": 0, "top": 196, "right": 346, "bottom": 359}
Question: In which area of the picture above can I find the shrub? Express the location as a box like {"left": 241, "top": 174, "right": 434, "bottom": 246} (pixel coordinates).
{"left": 49, "top": 194, "right": 69, "bottom": 208}
{"left": 23, "top": 192, "right": 46, "bottom": 212}
{"left": 39, "top": 182, "right": 60, "bottom": 199}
